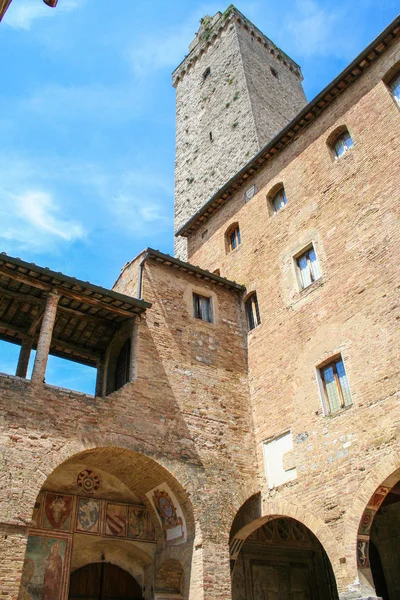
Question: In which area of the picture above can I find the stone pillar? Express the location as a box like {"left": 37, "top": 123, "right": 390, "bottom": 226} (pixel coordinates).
{"left": 31, "top": 292, "right": 60, "bottom": 384}
{"left": 129, "top": 318, "right": 137, "bottom": 380}
{"left": 95, "top": 357, "right": 105, "bottom": 397}
{"left": 15, "top": 339, "right": 32, "bottom": 378}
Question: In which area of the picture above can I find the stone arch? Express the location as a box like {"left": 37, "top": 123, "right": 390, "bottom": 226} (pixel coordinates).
{"left": 342, "top": 450, "right": 400, "bottom": 596}
{"left": 229, "top": 495, "right": 339, "bottom": 600}
{"left": 20, "top": 440, "right": 199, "bottom": 539}
{"left": 230, "top": 495, "right": 339, "bottom": 569}
{"left": 70, "top": 539, "right": 147, "bottom": 587}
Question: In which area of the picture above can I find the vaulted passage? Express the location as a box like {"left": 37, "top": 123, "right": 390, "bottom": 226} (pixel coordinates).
{"left": 231, "top": 517, "right": 338, "bottom": 600}
{"left": 69, "top": 563, "right": 143, "bottom": 600}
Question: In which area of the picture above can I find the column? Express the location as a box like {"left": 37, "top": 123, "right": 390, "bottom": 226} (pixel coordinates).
{"left": 31, "top": 292, "right": 60, "bottom": 384}
{"left": 95, "top": 356, "right": 105, "bottom": 397}
{"left": 15, "top": 338, "right": 32, "bottom": 378}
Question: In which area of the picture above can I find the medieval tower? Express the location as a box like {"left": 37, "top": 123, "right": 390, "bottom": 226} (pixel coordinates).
{"left": 173, "top": 6, "right": 307, "bottom": 259}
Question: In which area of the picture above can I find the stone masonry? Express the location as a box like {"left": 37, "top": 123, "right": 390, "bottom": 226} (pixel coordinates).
{"left": 173, "top": 6, "right": 306, "bottom": 259}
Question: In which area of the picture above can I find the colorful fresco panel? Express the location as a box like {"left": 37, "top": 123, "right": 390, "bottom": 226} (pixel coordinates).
{"left": 18, "top": 530, "right": 71, "bottom": 600}
{"left": 105, "top": 503, "right": 127, "bottom": 538}
{"left": 128, "top": 506, "right": 156, "bottom": 541}
{"left": 42, "top": 494, "right": 73, "bottom": 532}
{"left": 76, "top": 497, "right": 101, "bottom": 534}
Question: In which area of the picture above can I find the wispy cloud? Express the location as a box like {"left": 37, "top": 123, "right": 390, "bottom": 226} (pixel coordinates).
{"left": 5, "top": 0, "right": 84, "bottom": 30}
{"left": 0, "top": 189, "right": 85, "bottom": 251}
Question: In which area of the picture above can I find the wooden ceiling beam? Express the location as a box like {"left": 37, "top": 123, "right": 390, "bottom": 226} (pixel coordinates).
{"left": 0, "top": 266, "right": 137, "bottom": 319}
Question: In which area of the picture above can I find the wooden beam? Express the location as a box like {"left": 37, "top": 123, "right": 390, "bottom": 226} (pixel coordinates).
{"left": 0, "top": 286, "right": 44, "bottom": 306}
{"left": 51, "top": 338, "right": 101, "bottom": 362}
{"left": 0, "top": 267, "right": 137, "bottom": 319}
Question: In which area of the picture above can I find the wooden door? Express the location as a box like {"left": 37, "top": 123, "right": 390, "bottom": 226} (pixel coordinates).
{"left": 69, "top": 563, "right": 143, "bottom": 600}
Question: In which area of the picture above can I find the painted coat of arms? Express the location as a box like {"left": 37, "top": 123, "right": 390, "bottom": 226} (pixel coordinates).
{"left": 152, "top": 488, "right": 185, "bottom": 543}
{"left": 105, "top": 503, "right": 127, "bottom": 538}
{"left": 42, "top": 494, "right": 73, "bottom": 531}
{"left": 76, "top": 497, "right": 101, "bottom": 534}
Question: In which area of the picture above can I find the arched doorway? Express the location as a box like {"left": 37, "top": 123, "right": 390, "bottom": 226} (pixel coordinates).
{"left": 357, "top": 471, "right": 400, "bottom": 600}
{"left": 18, "top": 447, "right": 194, "bottom": 600}
{"left": 229, "top": 496, "right": 338, "bottom": 600}
{"left": 69, "top": 563, "right": 143, "bottom": 600}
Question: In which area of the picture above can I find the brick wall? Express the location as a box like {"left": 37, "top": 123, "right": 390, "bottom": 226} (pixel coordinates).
{"left": 0, "top": 258, "right": 257, "bottom": 600}
{"left": 185, "top": 39, "right": 400, "bottom": 598}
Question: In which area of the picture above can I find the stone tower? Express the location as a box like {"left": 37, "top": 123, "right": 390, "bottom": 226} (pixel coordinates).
{"left": 173, "top": 5, "right": 307, "bottom": 259}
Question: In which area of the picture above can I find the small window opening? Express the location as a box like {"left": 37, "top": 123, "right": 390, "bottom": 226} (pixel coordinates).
{"left": 332, "top": 129, "right": 354, "bottom": 158}
{"left": 213, "top": 268, "right": 221, "bottom": 276}
{"left": 115, "top": 339, "right": 131, "bottom": 391}
{"left": 201, "top": 228, "right": 208, "bottom": 239}
{"left": 389, "top": 72, "right": 400, "bottom": 106}
{"left": 225, "top": 223, "right": 242, "bottom": 252}
{"left": 245, "top": 293, "right": 261, "bottom": 331}
{"left": 203, "top": 67, "right": 211, "bottom": 80}
{"left": 295, "top": 245, "right": 321, "bottom": 290}
{"left": 245, "top": 185, "right": 256, "bottom": 202}
{"left": 209, "top": 131, "right": 213, "bottom": 142}
{"left": 193, "top": 293, "right": 213, "bottom": 323}
{"left": 318, "top": 356, "right": 352, "bottom": 414}
{"left": 270, "top": 67, "right": 279, "bottom": 79}
{"left": 271, "top": 187, "right": 287, "bottom": 213}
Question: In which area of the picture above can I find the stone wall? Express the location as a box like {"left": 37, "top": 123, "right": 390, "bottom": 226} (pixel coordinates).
{"left": 185, "top": 37, "right": 400, "bottom": 598}
{"left": 173, "top": 7, "right": 306, "bottom": 259}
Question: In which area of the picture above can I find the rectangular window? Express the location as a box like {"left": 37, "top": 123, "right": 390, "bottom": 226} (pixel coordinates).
{"left": 245, "top": 293, "right": 261, "bottom": 331}
{"left": 230, "top": 227, "right": 241, "bottom": 251}
{"left": 296, "top": 245, "right": 321, "bottom": 289}
{"left": 319, "top": 356, "right": 352, "bottom": 414}
{"left": 193, "top": 293, "right": 213, "bottom": 323}
{"left": 390, "top": 73, "right": 400, "bottom": 106}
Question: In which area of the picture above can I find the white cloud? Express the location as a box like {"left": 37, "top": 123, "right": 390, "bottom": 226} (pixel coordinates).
{"left": 0, "top": 189, "right": 85, "bottom": 251}
{"left": 5, "top": 0, "right": 83, "bottom": 30}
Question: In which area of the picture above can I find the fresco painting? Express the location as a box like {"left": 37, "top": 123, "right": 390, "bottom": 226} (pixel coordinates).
{"left": 18, "top": 531, "right": 71, "bottom": 600}
{"left": 105, "top": 503, "right": 127, "bottom": 537}
{"left": 128, "top": 505, "right": 156, "bottom": 541}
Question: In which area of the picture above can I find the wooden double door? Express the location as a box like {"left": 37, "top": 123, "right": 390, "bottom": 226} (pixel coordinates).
{"left": 69, "top": 563, "right": 143, "bottom": 600}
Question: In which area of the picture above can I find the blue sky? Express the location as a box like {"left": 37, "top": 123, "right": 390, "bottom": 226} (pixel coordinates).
{"left": 0, "top": 0, "right": 398, "bottom": 392}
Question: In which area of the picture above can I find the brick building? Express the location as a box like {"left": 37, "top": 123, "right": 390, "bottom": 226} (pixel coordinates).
{"left": 0, "top": 6, "right": 399, "bottom": 600}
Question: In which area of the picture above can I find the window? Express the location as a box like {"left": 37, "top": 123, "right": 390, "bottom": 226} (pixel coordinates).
{"left": 295, "top": 245, "right": 321, "bottom": 289}
{"left": 270, "top": 67, "right": 279, "bottom": 79}
{"left": 271, "top": 187, "right": 287, "bottom": 213}
{"left": 193, "top": 293, "right": 213, "bottom": 323}
{"left": 332, "top": 129, "right": 354, "bottom": 158}
{"left": 203, "top": 67, "right": 211, "bottom": 80}
{"left": 318, "top": 356, "right": 352, "bottom": 414}
{"left": 389, "top": 72, "right": 400, "bottom": 106}
{"left": 245, "top": 293, "right": 261, "bottom": 331}
{"left": 245, "top": 185, "right": 256, "bottom": 202}
{"left": 115, "top": 339, "right": 131, "bottom": 391}
{"left": 226, "top": 224, "right": 241, "bottom": 253}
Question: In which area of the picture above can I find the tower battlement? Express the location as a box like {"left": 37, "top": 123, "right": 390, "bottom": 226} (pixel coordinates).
{"left": 173, "top": 5, "right": 307, "bottom": 259}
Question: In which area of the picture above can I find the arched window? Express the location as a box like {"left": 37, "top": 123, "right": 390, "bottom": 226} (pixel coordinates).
{"left": 245, "top": 293, "right": 261, "bottom": 331}
{"left": 270, "top": 186, "right": 287, "bottom": 213}
{"left": 115, "top": 339, "right": 131, "bottom": 391}
{"left": 389, "top": 72, "right": 400, "bottom": 106}
{"left": 225, "top": 223, "right": 241, "bottom": 253}
{"left": 330, "top": 128, "right": 354, "bottom": 158}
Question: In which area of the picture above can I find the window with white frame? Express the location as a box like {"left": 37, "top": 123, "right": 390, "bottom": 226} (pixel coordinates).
{"left": 193, "top": 293, "right": 213, "bottom": 323}
{"left": 332, "top": 129, "right": 354, "bottom": 158}
{"left": 271, "top": 187, "right": 287, "bottom": 213}
{"left": 295, "top": 245, "right": 321, "bottom": 290}
{"left": 389, "top": 72, "right": 400, "bottom": 106}
{"left": 226, "top": 223, "right": 241, "bottom": 253}
{"left": 318, "top": 355, "right": 352, "bottom": 414}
